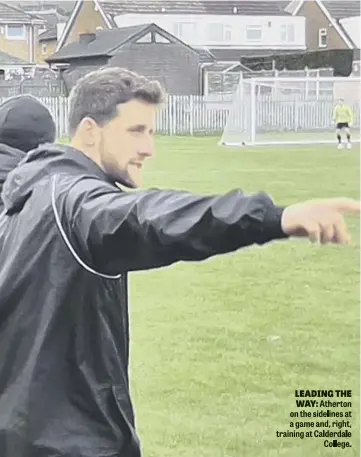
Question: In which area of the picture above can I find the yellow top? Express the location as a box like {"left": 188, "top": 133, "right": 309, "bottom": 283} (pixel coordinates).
{"left": 333, "top": 104, "right": 353, "bottom": 124}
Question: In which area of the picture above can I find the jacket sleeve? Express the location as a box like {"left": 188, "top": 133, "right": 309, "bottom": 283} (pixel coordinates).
{"left": 63, "top": 179, "right": 289, "bottom": 274}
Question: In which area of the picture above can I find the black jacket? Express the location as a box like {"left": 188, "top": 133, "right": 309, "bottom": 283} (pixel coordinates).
{"left": 0, "top": 144, "right": 288, "bottom": 457}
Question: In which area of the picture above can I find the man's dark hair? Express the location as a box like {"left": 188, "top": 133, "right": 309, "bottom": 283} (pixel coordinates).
{"left": 68, "top": 67, "right": 166, "bottom": 136}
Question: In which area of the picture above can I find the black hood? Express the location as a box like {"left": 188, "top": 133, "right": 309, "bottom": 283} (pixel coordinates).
{"left": 0, "top": 95, "right": 56, "bottom": 153}
{"left": 0, "top": 96, "right": 57, "bottom": 212}
{"left": 2, "top": 143, "right": 115, "bottom": 214}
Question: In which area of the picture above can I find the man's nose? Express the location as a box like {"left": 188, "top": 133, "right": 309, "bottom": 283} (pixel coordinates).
{"left": 140, "top": 138, "right": 155, "bottom": 157}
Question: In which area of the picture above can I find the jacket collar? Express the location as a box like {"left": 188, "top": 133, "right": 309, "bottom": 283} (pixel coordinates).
{"left": 63, "top": 146, "right": 115, "bottom": 185}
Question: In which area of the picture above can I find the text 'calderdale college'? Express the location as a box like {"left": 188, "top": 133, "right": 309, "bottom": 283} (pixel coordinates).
{"left": 276, "top": 389, "right": 353, "bottom": 450}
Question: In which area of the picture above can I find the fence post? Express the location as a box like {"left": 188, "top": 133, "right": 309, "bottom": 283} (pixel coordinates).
{"left": 316, "top": 69, "right": 320, "bottom": 100}
{"left": 189, "top": 95, "right": 194, "bottom": 136}
{"left": 250, "top": 78, "right": 256, "bottom": 145}
{"left": 273, "top": 69, "right": 279, "bottom": 98}
{"left": 168, "top": 96, "right": 174, "bottom": 136}
{"left": 305, "top": 66, "right": 309, "bottom": 100}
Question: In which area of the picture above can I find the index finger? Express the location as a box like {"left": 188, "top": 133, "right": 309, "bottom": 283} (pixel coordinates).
{"left": 313, "top": 198, "right": 361, "bottom": 213}
{"left": 333, "top": 198, "right": 361, "bottom": 213}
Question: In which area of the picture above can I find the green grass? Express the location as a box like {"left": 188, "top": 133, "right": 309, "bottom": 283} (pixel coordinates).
{"left": 125, "top": 137, "right": 360, "bottom": 457}
{"left": 226, "top": 130, "right": 361, "bottom": 144}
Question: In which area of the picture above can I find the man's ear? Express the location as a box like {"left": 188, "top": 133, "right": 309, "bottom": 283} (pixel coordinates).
{"left": 77, "top": 117, "right": 101, "bottom": 146}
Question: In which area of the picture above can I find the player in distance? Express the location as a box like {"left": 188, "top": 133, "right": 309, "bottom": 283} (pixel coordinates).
{"left": 332, "top": 98, "right": 353, "bottom": 150}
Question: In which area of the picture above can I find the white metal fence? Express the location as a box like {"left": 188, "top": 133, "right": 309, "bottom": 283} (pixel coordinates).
{"left": 0, "top": 92, "right": 359, "bottom": 139}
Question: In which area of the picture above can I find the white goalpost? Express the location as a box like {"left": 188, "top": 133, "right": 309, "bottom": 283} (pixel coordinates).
{"left": 219, "top": 76, "right": 361, "bottom": 147}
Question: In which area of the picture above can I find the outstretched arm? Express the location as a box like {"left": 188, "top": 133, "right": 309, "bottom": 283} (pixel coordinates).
{"left": 61, "top": 179, "right": 287, "bottom": 275}
{"left": 60, "top": 178, "right": 359, "bottom": 275}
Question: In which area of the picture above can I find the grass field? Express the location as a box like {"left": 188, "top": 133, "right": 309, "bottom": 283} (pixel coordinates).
{"left": 125, "top": 137, "right": 360, "bottom": 457}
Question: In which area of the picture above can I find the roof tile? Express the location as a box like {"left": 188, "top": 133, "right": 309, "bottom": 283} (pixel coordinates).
{"left": 0, "top": 1, "right": 42, "bottom": 23}
{"left": 323, "top": 1, "right": 360, "bottom": 19}
{"left": 0, "top": 50, "right": 29, "bottom": 64}
{"left": 47, "top": 24, "right": 154, "bottom": 61}
{"left": 100, "top": 1, "right": 291, "bottom": 16}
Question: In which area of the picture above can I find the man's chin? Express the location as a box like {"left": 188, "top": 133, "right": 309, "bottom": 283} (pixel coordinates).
{"left": 114, "top": 169, "right": 141, "bottom": 189}
{"left": 127, "top": 165, "right": 144, "bottom": 188}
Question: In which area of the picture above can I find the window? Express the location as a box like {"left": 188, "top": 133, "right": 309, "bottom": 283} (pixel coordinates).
{"left": 246, "top": 25, "right": 262, "bottom": 41}
{"left": 135, "top": 32, "right": 152, "bottom": 43}
{"left": 207, "top": 24, "right": 232, "bottom": 42}
{"left": 41, "top": 44, "right": 47, "bottom": 55}
{"left": 280, "top": 24, "right": 295, "bottom": 42}
{"left": 173, "top": 22, "right": 196, "bottom": 42}
{"left": 155, "top": 33, "right": 171, "bottom": 43}
{"left": 318, "top": 28, "right": 327, "bottom": 48}
{"left": 5, "top": 25, "right": 26, "bottom": 40}
{"left": 135, "top": 33, "right": 171, "bottom": 44}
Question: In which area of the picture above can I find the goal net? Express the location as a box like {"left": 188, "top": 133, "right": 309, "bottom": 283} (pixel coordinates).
{"left": 219, "top": 76, "right": 361, "bottom": 146}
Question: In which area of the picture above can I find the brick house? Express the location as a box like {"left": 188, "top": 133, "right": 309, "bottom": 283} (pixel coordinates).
{"left": 37, "top": 28, "right": 58, "bottom": 64}
{"left": 56, "top": 0, "right": 114, "bottom": 51}
{"left": 46, "top": 23, "right": 212, "bottom": 95}
{"left": 287, "top": 0, "right": 360, "bottom": 51}
{"left": 0, "top": 2, "right": 44, "bottom": 66}
{"left": 11, "top": 2, "right": 70, "bottom": 64}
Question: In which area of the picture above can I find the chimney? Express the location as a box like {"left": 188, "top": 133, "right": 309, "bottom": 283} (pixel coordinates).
{"left": 79, "top": 33, "right": 96, "bottom": 45}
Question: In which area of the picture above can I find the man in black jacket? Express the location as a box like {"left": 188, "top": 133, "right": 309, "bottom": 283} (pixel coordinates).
{"left": 0, "top": 94, "right": 56, "bottom": 212}
{"left": 0, "top": 67, "right": 358, "bottom": 457}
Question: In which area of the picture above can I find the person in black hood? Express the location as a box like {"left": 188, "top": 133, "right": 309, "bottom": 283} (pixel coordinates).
{"left": 0, "top": 67, "right": 359, "bottom": 457}
{"left": 0, "top": 94, "right": 56, "bottom": 211}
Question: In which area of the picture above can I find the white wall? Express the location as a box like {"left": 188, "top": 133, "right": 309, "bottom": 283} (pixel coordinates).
{"left": 114, "top": 14, "right": 306, "bottom": 49}
{"left": 340, "top": 16, "right": 360, "bottom": 48}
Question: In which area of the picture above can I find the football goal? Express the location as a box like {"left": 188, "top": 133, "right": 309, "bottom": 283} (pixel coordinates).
{"left": 219, "top": 76, "right": 361, "bottom": 147}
